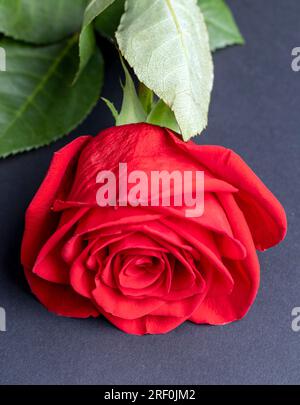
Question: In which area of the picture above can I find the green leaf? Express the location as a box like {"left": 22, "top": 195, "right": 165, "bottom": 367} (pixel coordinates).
{"left": 138, "top": 83, "right": 154, "bottom": 115}
{"left": 147, "top": 100, "right": 180, "bottom": 134}
{"left": 0, "top": 0, "right": 88, "bottom": 44}
{"left": 83, "top": 0, "right": 117, "bottom": 27}
{"left": 0, "top": 37, "right": 104, "bottom": 158}
{"left": 102, "top": 97, "right": 118, "bottom": 120}
{"left": 94, "top": 0, "right": 125, "bottom": 39}
{"left": 76, "top": 0, "right": 116, "bottom": 82}
{"left": 74, "top": 23, "right": 96, "bottom": 83}
{"left": 116, "top": 60, "right": 146, "bottom": 126}
{"left": 116, "top": 0, "right": 213, "bottom": 141}
{"left": 198, "top": 0, "right": 244, "bottom": 51}
{"left": 102, "top": 62, "right": 146, "bottom": 126}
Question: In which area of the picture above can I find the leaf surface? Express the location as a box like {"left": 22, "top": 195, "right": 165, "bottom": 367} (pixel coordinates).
{"left": 0, "top": 37, "right": 104, "bottom": 157}
{"left": 116, "top": 0, "right": 214, "bottom": 140}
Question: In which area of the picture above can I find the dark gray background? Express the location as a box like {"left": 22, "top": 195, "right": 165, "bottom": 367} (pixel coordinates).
{"left": 0, "top": 0, "right": 299, "bottom": 385}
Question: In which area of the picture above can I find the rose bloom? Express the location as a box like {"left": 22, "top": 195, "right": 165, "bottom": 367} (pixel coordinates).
{"left": 21, "top": 124, "right": 287, "bottom": 335}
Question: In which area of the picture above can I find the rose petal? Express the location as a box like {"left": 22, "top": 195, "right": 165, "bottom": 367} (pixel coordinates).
{"left": 32, "top": 208, "right": 88, "bottom": 284}
{"left": 24, "top": 267, "right": 99, "bottom": 318}
{"left": 92, "top": 281, "right": 164, "bottom": 319}
{"left": 190, "top": 194, "right": 260, "bottom": 324}
{"left": 70, "top": 242, "right": 97, "bottom": 298}
{"left": 101, "top": 309, "right": 188, "bottom": 335}
{"left": 21, "top": 136, "right": 91, "bottom": 269}
{"left": 169, "top": 133, "right": 287, "bottom": 250}
{"left": 138, "top": 222, "right": 234, "bottom": 296}
{"left": 150, "top": 293, "right": 205, "bottom": 318}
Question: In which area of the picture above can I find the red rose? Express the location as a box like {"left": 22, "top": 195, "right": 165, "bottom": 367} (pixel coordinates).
{"left": 21, "top": 123, "right": 287, "bottom": 335}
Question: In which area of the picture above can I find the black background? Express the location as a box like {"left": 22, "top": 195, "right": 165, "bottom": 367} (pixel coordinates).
{"left": 0, "top": 0, "right": 299, "bottom": 385}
